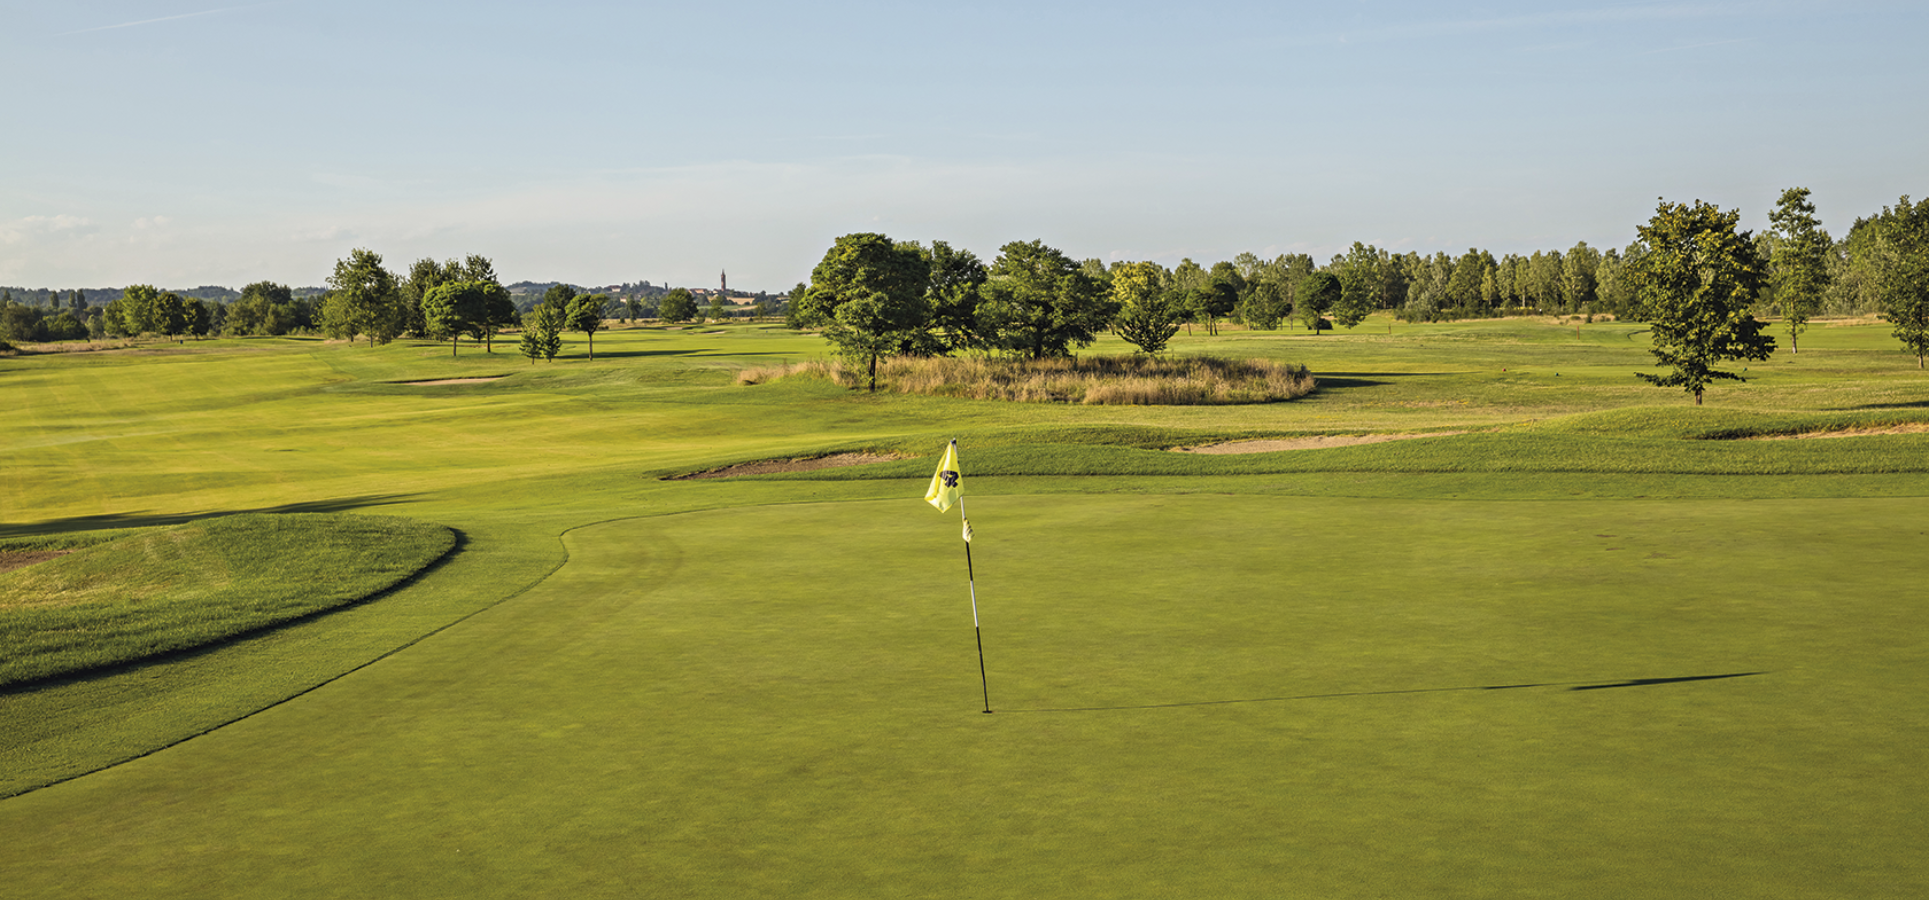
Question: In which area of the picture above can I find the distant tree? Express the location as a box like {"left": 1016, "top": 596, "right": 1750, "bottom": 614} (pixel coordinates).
{"left": 43, "top": 310, "right": 88, "bottom": 342}
{"left": 659, "top": 288, "right": 697, "bottom": 324}
{"left": 324, "top": 249, "right": 404, "bottom": 345}
{"left": 421, "top": 281, "right": 484, "bottom": 356}
{"left": 749, "top": 295, "right": 770, "bottom": 321}
{"left": 227, "top": 282, "right": 295, "bottom": 336}
{"left": 519, "top": 305, "right": 563, "bottom": 363}
{"left": 783, "top": 282, "right": 808, "bottom": 329}
{"left": 1331, "top": 242, "right": 1382, "bottom": 328}
{"left": 1110, "top": 261, "right": 1181, "bottom": 354}
{"left": 541, "top": 283, "right": 578, "bottom": 317}
{"left": 978, "top": 239, "right": 1115, "bottom": 359}
{"left": 1629, "top": 198, "right": 1775, "bottom": 404}
{"left": 567, "top": 293, "right": 609, "bottom": 359}
{"left": 0, "top": 303, "right": 42, "bottom": 343}
{"left": 1865, "top": 195, "right": 1929, "bottom": 367}
{"left": 118, "top": 284, "right": 164, "bottom": 335}
{"left": 1766, "top": 187, "right": 1832, "bottom": 354}
{"left": 1562, "top": 241, "right": 1602, "bottom": 313}
{"left": 1296, "top": 272, "right": 1341, "bottom": 332}
{"left": 703, "top": 293, "right": 728, "bottom": 323}
{"left": 156, "top": 292, "right": 189, "bottom": 338}
{"left": 1238, "top": 279, "right": 1289, "bottom": 330}
{"left": 924, "top": 240, "right": 989, "bottom": 351}
{"left": 801, "top": 233, "right": 931, "bottom": 390}
{"left": 183, "top": 298, "right": 213, "bottom": 339}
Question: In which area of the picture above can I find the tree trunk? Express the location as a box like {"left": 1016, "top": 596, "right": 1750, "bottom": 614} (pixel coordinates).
{"left": 867, "top": 352, "right": 878, "bottom": 392}
{"left": 1695, "top": 389, "right": 1704, "bottom": 406}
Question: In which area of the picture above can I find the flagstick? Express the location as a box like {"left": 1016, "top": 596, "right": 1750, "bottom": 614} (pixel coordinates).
{"left": 959, "top": 495, "right": 991, "bottom": 714}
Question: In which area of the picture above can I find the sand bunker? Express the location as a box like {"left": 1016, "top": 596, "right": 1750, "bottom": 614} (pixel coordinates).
{"left": 0, "top": 551, "right": 70, "bottom": 574}
{"left": 1177, "top": 432, "right": 1465, "bottom": 454}
{"left": 1745, "top": 423, "right": 1929, "bottom": 440}
{"left": 400, "top": 377, "right": 505, "bottom": 386}
{"left": 669, "top": 453, "right": 904, "bottom": 480}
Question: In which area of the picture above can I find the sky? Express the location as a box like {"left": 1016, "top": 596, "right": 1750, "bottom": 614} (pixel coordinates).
{"left": 2, "top": 0, "right": 1925, "bottom": 291}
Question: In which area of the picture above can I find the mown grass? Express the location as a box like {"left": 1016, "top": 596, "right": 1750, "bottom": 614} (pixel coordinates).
{"left": 0, "top": 513, "right": 454, "bottom": 688}
{"left": 0, "top": 317, "right": 1926, "bottom": 897}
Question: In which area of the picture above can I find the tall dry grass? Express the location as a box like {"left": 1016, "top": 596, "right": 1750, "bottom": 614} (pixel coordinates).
{"left": 739, "top": 355, "right": 1316, "bottom": 405}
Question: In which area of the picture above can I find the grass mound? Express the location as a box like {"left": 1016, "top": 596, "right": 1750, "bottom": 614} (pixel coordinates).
{"left": 740, "top": 354, "right": 1316, "bottom": 404}
{"left": 0, "top": 513, "right": 455, "bottom": 688}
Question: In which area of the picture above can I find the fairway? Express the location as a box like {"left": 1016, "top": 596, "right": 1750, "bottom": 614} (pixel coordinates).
{"left": 4, "top": 321, "right": 1929, "bottom": 898}
{"left": 0, "top": 494, "right": 1922, "bottom": 898}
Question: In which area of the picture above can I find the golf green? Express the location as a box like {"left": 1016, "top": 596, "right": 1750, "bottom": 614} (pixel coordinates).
{"left": 0, "top": 493, "right": 1920, "bottom": 898}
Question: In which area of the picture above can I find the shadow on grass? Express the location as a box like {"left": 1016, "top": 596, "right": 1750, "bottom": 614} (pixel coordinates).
{"left": 0, "top": 493, "right": 419, "bottom": 539}
{"left": 1839, "top": 400, "right": 1929, "bottom": 410}
{"left": 1014, "top": 672, "right": 1764, "bottom": 713}
{"left": 0, "top": 527, "right": 465, "bottom": 698}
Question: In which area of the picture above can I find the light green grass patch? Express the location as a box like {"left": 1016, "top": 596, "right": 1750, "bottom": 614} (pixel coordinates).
{"left": 0, "top": 513, "right": 454, "bottom": 688}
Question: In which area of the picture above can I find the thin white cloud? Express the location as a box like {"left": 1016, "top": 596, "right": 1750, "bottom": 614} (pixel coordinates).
{"left": 53, "top": 3, "right": 283, "bottom": 38}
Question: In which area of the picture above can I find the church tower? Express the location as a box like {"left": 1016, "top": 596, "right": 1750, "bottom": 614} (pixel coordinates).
{"left": 720, "top": 270, "right": 727, "bottom": 295}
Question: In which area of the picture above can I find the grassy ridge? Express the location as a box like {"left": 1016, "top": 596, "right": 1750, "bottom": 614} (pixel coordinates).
{"left": 0, "top": 513, "right": 454, "bottom": 688}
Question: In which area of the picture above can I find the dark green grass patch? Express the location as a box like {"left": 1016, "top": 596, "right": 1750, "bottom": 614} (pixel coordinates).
{"left": 0, "top": 513, "right": 454, "bottom": 688}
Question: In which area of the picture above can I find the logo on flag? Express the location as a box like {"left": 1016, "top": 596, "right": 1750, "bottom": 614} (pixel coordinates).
{"left": 925, "top": 441, "right": 962, "bottom": 512}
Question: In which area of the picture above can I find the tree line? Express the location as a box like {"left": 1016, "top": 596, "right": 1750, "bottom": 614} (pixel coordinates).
{"left": 787, "top": 187, "right": 1929, "bottom": 397}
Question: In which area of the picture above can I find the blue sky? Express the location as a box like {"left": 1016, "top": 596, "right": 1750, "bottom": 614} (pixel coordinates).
{"left": 2, "top": 0, "right": 1923, "bottom": 290}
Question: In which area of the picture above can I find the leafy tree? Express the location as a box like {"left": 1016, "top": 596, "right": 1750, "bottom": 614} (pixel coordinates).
{"left": 43, "top": 311, "right": 88, "bottom": 342}
{"left": 541, "top": 283, "right": 578, "bottom": 317}
{"left": 567, "top": 293, "right": 609, "bottom": 359}
{"left": 924, "top": 240, "right": 989, "bottom": 351}
{"left": 1331, "top": 242, "right": 1382, "bottom": 328}
{"left": 228, "top": 281, "right": 296, "bottom": 336}
{"left": 659, "top": 288, "right": 697, "bottom": 323}
{"left": 1296, "top": 271, "right": 1341, "bottom": 332}
{"left": 324, "top": 249, "right": 404, "bottom": 345}
{"left": 118, "top": 284, "right": 164, "bottom": 335}
{"left": 1864, "top": 195, "right": 1929, "bottom": 367}
{"left": 1766, "top": 187, "right": 1832, "bottom": 354}
{"left": 1562, "top": 242, "right": 1602, "bottom": 313}
{"left": 1629, "top": 198, "right": 1775, "bottom": 404}
{"left": 801, "top": 233, "right": 931, "bottom": 389}
{"left": 1110, "top": 261, "right": 1180, "bottom": 354}
{"left": 519, "top": 305, "right": 563, "bottom": 363}
{"left": 1238, "top": 279, "right": 1289, "bottom": 330}
{"left": 977, "top": 240, "right": 1116, "bottom": 359}
{"left": 422, "top": 281, "right": 484, "bottom": 356}
{"left": 183, "top": 298, "right": 212, "bottom": 339}
{"left": 704, "top": 293, "right": 729, "bottom": 323}
{"left": 783, "top": 282, "right": 809, "bottom": 329}
{"left": 155, "top": 292, "right": 189, "bottom": 338}
{"left": 0, "top": 303, "right": 42, "bottom": 343}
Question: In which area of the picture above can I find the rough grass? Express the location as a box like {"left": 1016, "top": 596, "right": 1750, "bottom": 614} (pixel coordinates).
{"left": 740, "top": 354, "right": 1317, "bottom": 404}
{"left": 0, "top": 513, "right": 454, "bottom": 688}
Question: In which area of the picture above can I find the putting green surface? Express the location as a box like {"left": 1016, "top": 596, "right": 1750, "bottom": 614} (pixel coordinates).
{"left": 1, "top": 494, "right": 1921, "bottom": 898}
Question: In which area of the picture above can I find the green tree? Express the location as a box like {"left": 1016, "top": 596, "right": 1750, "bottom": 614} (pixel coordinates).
{"left": 801, "top": 233, "right": 931, "bottom": 389}
{"left": 659, "top": 288, "right": 697, "bottom": 324}
{"left": 1238, "top": 279, "right": 1289, "bottom": 330}
{"left": 703, "top": 293, "right": 729, "bottom": 323}
{"left": 119, "top": 284, "right": 164, "bottom": 335}
{"left": 1563, "top": 242, "right": 1602, "bottom": 313}
{"left": 1109, "top": 261, "right": 1180, "bottom": 354}
{"left": 1864, "top": 195, "right": 1929, "bottom": 367}
{"left": 421, "top": 281, "right": 487, "bottom": 356}
{"left": 227, "top": 282, "right": 295, "bottom": 336}
{"left": 924, "top": 240, "right": 989, "bottom": 351}
{"left": 978, "top": 239, "right": 1115, "bottom": 359}
{"left": 519, "top": 305, "right": 563, "bottom": 363}
{"left": 567, "top": 293, "right": 609, "bottom": 359}
{"left": 1332, "top": 242, "right": 1383, "bottom": 328}
{"left": 1629, "top": 198, "right": 1776, "bottom": 404}
{"left": 0, "top": 303, "right": 42, "bottom": 343}
{"left": 1766, "top": 187, "right": 1833, "bottom": 354}
{"left": 156, "top": 292, "right": 189, "bottom": 338}
{"left": 324, "top": 249, "right": 404, "bottom": 346}
{"left": 183, "top": 298, "right": 212, "bottom": 339}
{"left": 1296, "top": 271, "right": 1341, "bottom": 332}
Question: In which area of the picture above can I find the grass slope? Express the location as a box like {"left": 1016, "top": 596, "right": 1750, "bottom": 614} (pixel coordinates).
{"left": 0, "top": 513, "right": 454, "bottom": 688}
{"left": 0, "top": 496, "right": 1921, "bottom": 897}
{"left": 0, "top": 319, "right": 1926, "bottom": 896}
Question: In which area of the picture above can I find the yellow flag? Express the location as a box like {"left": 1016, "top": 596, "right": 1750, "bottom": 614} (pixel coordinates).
{"left": 925, "top": 441, "right": 962, "bottom": 512}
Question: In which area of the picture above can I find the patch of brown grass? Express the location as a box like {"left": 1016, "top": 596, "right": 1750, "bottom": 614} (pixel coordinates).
{"left": 741, "top": 355, "right": 1316, "bottom": 405}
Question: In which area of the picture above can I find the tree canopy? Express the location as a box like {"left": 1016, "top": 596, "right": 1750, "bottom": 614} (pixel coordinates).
{"left": 978, "top": 239, "right": 1115, "bottom": 359}
{"left": 1629, "top": 198, "right": 1775, "bottom": 404}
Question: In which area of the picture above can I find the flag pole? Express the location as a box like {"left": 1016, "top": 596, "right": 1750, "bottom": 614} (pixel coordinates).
{"left": 958, "top": 493, "right": 991, "bottom": 714}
